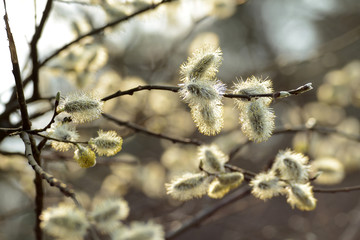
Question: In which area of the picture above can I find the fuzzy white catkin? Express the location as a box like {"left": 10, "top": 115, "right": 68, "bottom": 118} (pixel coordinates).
{"left": 59, "top": 91, "right": 103, "bottom": 123}
{"left": 271, "top": 149, "right": 309, "bottom": 183}
{"left": 198, "top": 144, "right": 228, "bottom": 173}
{"left": 180, "top": 46, "right": 223, "bottom": 81}
{"left": 239, "top": 100, "right": 275, "bottom": 142}
{"left": 191, "top": 102, "right": 224, "bottom": 136}
{"left": 40, "top": 204, "right": 90, "bottom": 240}
{"left": 286, "top": 183, "right": 317, "bottom": 211}
{"left": 165, "top": 172, "right": 210, "bottom": 201}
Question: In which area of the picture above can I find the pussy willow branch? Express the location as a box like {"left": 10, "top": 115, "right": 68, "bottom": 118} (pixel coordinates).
{"left": 102, "top": 113, "right": 204, "bottom": 145}
{"left": 165, "top": 187, "right": 252, "bottom": 240}
{"left": 101, "top": 83, "right": 313, "bottom": 102}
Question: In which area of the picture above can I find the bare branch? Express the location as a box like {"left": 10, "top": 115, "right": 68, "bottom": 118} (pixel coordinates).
{"left": 102, "top": 85, "right": 179, "bottom": 102}
{"left": 3, "top": 0, "right": 31, "bottom": 130}
{"left": 30, "top": 0, "right": 53, "bottom": 99}
{"left": 314, "top": 185, "right": 360, "bottom": 194}
{"left": 102, "top": 113, "right": 203, "bottom": 146}
{"left": 20, "top": 132, "right": 79, "bottom": 204}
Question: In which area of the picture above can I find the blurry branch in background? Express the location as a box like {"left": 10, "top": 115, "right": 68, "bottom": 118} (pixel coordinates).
{"left": 30, "top": 0, "right": 53, "bottom": 99}
{"left": 229, "top": 124, "right": 360, "bottom": 161}
{"left": 40, "top": 0, "right": 176, "bottom": 67}
{"left": 102, "top": 113, "right": 204, "bottom": 145}
{"left": 165, "top": 187, "right": 252, "bottom": 240}
{"left": 242, "top": 24, "right": 360, "bottom": 77}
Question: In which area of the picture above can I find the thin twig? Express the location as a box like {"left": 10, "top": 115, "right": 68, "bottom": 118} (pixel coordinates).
{"left": 30, "top": 0, "right": 53, "bottom": 99}
{"left": 228, "top": 125, "right": 360, "bottom": 161}
{"left": 33, "top": 132, "right": 88, "bottom": 145}
{"left": 102, "top": 113, "right": 203, "bottom": 146}
{"left": 314, "top": 186, "right": 360, "bottom": 193}
{"left": 165, "top": 187, "right": 251, "bottom": 240}
{"left": 224, "top": 163, "right": 256, "bottom": 179}
{"left": 28, "top": 92, "right": 60, "bottom": 133}
{"left": 101, "top": 85, "right": 179, "bottom": 101}
{"left": 20, "top": 132, "right": 80, "bottom": 204}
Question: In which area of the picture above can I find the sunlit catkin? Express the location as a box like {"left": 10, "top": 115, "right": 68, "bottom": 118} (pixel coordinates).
{"left": 250, "top": 172, "right": 284, "bottom": 201}
{"left": 58, "top": 91, "right": 103, "bottom": 123}
{"left": 208, "top": 172, "right": 244, "bottom": 199}
{"left": 74, "top": 145, "right": 96, "bottom": 168}
{"left": 90, "top": 198, "right": 129, "bottom": 233}
{"left": 179, "top": 79, "right": 226, "bottom": 107}
{"left": 191, "top": 102, "right": 224, "bottom": 136}
{"left": 271, "top": 149, "right": 309, "bottom": 183}
{"left": 40, "top": 204, "right": 90, "bottom": 240}
{"left": 233, "top": 76, "right": 273, "bottom": 107}
{"left": 180, "top": 45, "right": 222, "bottom": 81}
{"left": 165, "top": 172, "right": 210, "bottom": 201}
{"left": 198, "top": 144, "right": 228, "bottom": 174}
{"left": 89, "top": 130, "right": 123, "bottom": 156}
{"left": 47, "top": 122, "right": 79, "bottom": 151}
{"left": 286, "top": 183, "right": 317, "bottom": 211}
{"left": 239, "top": 100, "right": 275, "bottom": 142}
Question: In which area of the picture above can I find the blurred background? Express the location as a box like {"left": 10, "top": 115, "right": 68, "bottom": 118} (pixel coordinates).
{"left": 1, "top": 0, "right": 360, "bottom": 239}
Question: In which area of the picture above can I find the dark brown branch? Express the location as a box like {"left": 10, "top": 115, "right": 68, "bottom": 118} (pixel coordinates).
{"left": 20, "top": 132, "right": 79, "bottom": 202}
{"left": 30, "top": 0, "right": 53, "bottom": 99}
{"left": 27, "top": 92, "right": 60, "bottom": 133}
{"left": 165, "top": 187, "right": 251, "bottom": 240}
{"left": 33, "top": 132, "right": 88, "bottom": 145}
{"left": 0, "top": 127, "right": 22, "bottom": 135}
{"left": 102, "top": 113, "right": 203, "bottom": 146}
{"left": 3, "top": 0, "right": 31, "bottom": 130}
{"left": 40, "top": 0, "right": 175, "bottom": 66}
{"left": 101, "top": 85, "right": 180, "bottom": 101}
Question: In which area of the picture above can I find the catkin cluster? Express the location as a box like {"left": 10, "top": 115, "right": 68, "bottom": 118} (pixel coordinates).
{"left": 166, "top": 145, "right": 244, "bottom": 200}
{"left": 179, "top": 46, "right": 226, "bottom": 135}
{"left": 40, "top": 198, "right": 165, "bottom": 240}
{"left": 250, "top": 149, "right": 317, "bottom": 211}
{"left": 47, "top": 92, "right": 123, "bottom": 168}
